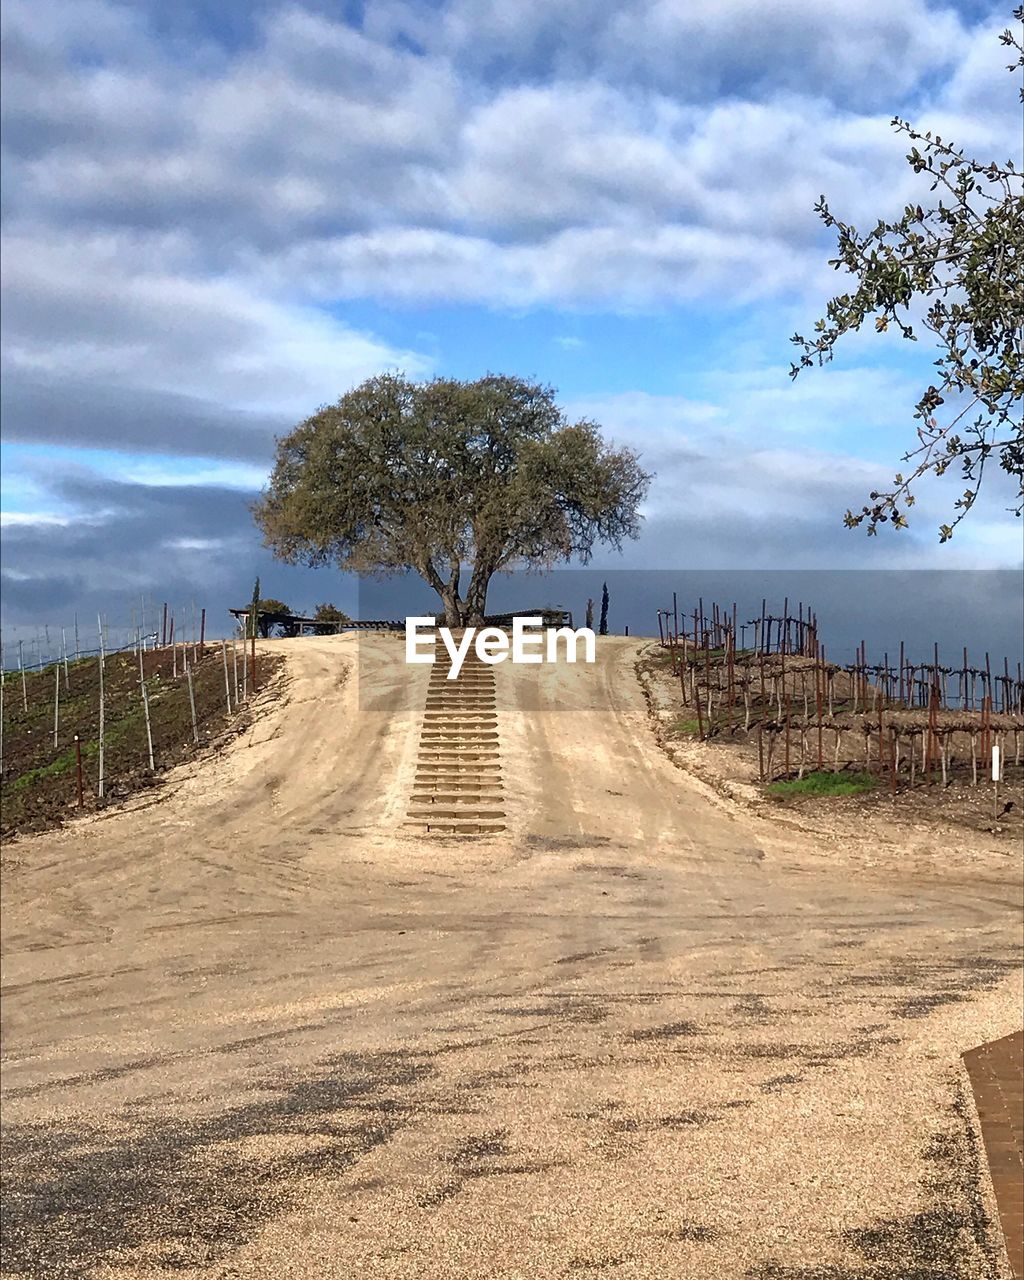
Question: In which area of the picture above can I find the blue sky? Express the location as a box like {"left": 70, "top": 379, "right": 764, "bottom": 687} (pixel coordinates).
{"left": 1, "top": 0, "right": 1021, "bottom": 641}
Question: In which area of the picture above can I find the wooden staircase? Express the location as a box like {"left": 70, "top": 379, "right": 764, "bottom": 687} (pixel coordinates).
{"left": 406, "top": 653, "right": 506, "bottom": 836}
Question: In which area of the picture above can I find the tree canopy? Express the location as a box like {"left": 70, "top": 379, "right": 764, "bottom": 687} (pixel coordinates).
{"left": 791, "top": 11, "right": 1024, "bottom": 541}
{"left": 313, "top": 602, "right": 352, "bottom": 625}
{"left": 254, "top": 374, "right": 651, "bottom": 625}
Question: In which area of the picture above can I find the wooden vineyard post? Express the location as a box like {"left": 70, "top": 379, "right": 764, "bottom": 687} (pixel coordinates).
{"left": 781, "top": 645, "right": 790, "bottom": 778}
{"left": 250, "top": 630, "right": 258, "bottom": 694}
{"left": 97, "top": 617, "right": 105, "bottom": 800}
{"left": 981, "top": 695, "right": 992, "bottom": 777}
{"left": 18, "top": 640, "right": 27, "bottom": 712}
{"left": 74, "top": 734, "right": 84, "bottom": 807}
{"left": 757, "top": 723, "right": 764, "bottom": 782}
{"left": 887, "top": 718, "right": 897, "bottom": 798}
{"left": 855, "top": 645, "right": 865, "bottom": 716}
{"left": 726, "top": 632, "right": 735, "bottom": 733}
{"left": 694, "top": 665, "right": 704, "bottom": 740}
{"left": 53, "top": 663, "right": 60, "bottom": 748}
{"left": 815, "top": 657, "right": 824, "bottom": 770}
{"left": 926, "top": 682, "right": 940, "bottom": 786}
{"left": 924, "top": 687, "right": 931, "bottom": 785}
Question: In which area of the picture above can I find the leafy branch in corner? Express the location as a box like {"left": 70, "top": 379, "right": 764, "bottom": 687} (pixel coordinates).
{"left": 791, "top": 8, "right": 1024, "bottom": 541}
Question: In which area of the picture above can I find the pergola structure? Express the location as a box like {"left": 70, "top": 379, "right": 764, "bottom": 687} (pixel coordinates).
{"left": 227, "top": 609, "right": 404, "bottom": 637}
{"left": 228, "top": 606, "right": 575, "bottom": 637}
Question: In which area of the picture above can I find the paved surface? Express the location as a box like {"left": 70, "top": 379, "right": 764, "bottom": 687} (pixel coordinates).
{"left": 1, "top": 634, "right": 1022, "bottom": 1279}
{"left": 964, "top": 1031, "right": 1024, "bottom": 1278}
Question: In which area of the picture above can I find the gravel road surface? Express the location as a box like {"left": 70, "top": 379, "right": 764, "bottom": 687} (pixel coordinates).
{"left": 2, "top": 634, "right": 1021, "bottom": 1279}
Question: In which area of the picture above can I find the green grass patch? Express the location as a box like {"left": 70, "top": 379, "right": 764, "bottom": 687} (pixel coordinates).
{"left": 767, "top": 770, "right": 877, "bottom": 797}
{"left": 10, "top": 746, "right": 80, "bottom": 792}
{"left": 669, "top": 717, "right": 703, "bottom": 736}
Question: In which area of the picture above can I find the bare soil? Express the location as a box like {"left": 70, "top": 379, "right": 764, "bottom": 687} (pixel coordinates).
{"left": 1, "top": 634, "right": 1021, "bottom": 1279}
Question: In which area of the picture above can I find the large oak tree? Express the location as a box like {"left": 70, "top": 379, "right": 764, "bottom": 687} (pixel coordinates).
{"left": 254, "top": 374, "right": 651, "bottom": 626}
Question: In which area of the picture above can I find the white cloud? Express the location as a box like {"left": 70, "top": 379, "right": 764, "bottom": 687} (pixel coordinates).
{"left": 270, "top": 222, "right": 824, "bottom": 307}
{"left": 114, "top": 461, "right": 269, "bottom": 490}
{"left": 3, "top": 0, "right": 1014, "bottom": 314}
{"left": 2, "top": 230, "right": 432, "bottom": 425}
{"left": 379, "top": 0, "right": 968, "bottom": 107}
{"left": 0, "top": 512, "right": 73, "bottom": 528}
{"left": 0, "top": 509, "right": 113, "bottom": 528}
{"left": 572, "top": 386, "right": 1024, "bottom": 569}
{"left": 162, "top": 536, "right": 230, "bottom": 552}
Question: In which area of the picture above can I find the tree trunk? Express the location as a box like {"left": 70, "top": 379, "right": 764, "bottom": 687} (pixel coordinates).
{"left": 439, "top": 589, "right": 464, "bottom": 628}
{"left": 464, "top": 567, "right": 492, "bottom": 626}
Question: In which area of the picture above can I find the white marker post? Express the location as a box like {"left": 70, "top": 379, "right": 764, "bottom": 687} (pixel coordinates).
{"left": 992, "top": 741, "right": 1002, "bottom": 821}
{"left": 139, "top": 633, "right": 155, "bottom": 771}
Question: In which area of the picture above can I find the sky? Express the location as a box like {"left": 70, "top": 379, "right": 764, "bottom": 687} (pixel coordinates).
{"left": 1, "top": 0, "right": 1022, "bottom": 651}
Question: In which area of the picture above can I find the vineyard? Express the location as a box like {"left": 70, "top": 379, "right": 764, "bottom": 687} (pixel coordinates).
{"left": 651, "top": 597, "right": 1023, "bottom": 823}
{"left": 1, "top": 633, "right": 281, "bottom": 839}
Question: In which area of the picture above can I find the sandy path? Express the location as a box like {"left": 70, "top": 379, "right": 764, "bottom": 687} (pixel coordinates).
{"left": 1, "top": 634, "right": 1021, "bottom": 1279}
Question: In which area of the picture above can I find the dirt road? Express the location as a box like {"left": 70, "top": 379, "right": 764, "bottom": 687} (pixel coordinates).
{"left": 2, "top": 634, "right": 1021, "bottom": 1278}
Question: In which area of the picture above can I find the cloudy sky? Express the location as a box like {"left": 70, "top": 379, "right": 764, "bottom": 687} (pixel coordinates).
{"left": 1, "top": 0, "right": 1021, "bottom": 643}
